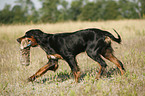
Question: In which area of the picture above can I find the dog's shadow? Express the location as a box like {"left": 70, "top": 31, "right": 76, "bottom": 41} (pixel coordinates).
{"left": 36, "top": 67, "right": 120, "bottom": 84}
{"left": 36, "top": 72, "right": 72, "bottom": 84}
{"left": 80, "top": 67, "right": 121, "bottom": 80}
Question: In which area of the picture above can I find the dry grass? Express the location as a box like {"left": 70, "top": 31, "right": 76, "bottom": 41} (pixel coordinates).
{"left": 0, "top": 19, "right": 145, "bottom": 96}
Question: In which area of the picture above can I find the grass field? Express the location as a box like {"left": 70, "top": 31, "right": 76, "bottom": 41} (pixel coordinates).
{"left": 0, "top": 20, "right": 145, "bottom": 96}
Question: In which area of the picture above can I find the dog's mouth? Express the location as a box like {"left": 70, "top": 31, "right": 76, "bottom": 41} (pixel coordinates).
{"left": 17, "top": 36, "right": 62, "bottom": 66}
{"left": 20, "top": 38, "right": 32, "bottom": 49}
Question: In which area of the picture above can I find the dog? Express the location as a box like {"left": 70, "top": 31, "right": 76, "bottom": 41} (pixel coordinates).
{"left": 17, "top": 28, "right": 125, "bottom": 82}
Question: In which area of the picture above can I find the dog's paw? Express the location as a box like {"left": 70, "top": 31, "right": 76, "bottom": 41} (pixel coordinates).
{"left": 28, "top": 76, "right": 36, "bottom": 82}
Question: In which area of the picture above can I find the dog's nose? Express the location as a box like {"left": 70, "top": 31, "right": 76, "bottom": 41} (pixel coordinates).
{"left": 17, "top": 38, "right": 21, "bottom": 43}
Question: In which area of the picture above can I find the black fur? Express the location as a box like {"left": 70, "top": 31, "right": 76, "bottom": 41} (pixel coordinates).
{"left": 22, "top": 28, "right": 124, "bottom": 74}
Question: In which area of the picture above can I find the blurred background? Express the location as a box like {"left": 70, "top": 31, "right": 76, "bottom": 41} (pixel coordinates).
{"left": 0, "top": 0, "right": 145, "bottom": 24}
{"left": 0, "top": 1, "right": 145, "bottom": 95}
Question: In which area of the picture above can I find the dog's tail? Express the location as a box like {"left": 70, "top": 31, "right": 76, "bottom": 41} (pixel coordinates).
{"left": 105, "top": 29, "right": 121, "bottom": 44}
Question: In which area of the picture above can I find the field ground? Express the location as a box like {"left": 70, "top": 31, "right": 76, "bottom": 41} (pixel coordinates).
{"left": 0, "top": 20, "right": 145, "bottom": 96}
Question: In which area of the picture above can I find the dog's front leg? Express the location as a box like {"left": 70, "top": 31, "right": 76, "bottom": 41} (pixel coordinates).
{"left": 47, "top": 54, "right": 63, "bottom": 59}
{"left": 28, "top": 59, "right": 58, "bottom": 82}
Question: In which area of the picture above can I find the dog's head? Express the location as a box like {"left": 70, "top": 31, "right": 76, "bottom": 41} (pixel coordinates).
{"left": 17, "top": 29, "right": 43, "bottom": 49}
{"left": 17, "top": 29, "right": 44, "bottom": 66}
{"left": 17, "top": 29, "right": 62, "bottom": 66}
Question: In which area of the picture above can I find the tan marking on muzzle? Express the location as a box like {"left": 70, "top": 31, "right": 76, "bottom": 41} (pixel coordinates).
{"left": 20, "top": 36, "right": 38, "bottom": 49}
{"left": 27, "top": 36, "right": 38, "bottom": 47}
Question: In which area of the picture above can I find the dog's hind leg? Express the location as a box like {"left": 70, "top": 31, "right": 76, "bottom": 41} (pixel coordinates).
{"left": 102, "top": 48, "right": 125, "bottom": 75}
{"left": 86, "top": 51, "right": 107, "bottom": 79}
{"left": 86, "top": 38, "right": 108, "bottom": 79}
{"left": 95, "top": 56, "right": 108, "bottom": 79}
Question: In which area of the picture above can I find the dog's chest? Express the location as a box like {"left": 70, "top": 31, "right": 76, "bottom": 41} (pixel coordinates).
{"left": 40, "top": 44, "right": 56, "bottom": 54}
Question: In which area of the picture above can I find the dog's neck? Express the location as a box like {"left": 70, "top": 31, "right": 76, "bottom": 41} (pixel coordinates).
{"left": 36, "top": 34, "right": 56, "bottom": 55}
{"left": 40, "top": 45, "right": 56, "bottom": 55}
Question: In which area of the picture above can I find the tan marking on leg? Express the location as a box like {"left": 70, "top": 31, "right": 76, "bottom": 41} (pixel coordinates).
{"left": 53, "top": 54, "right": 63, "bottom": 59}
{"left": 28, "top": 61, "right": 59, "bottom": 82}
{"left": 47, "top": 54, "right": 63, "bottom": 59}
{"left": 53, "top": 61, "right": 59, "bottom": 71}
{"left": 106, "top": 54, "right": 125, "bottom": 75}
{"left": 73, "top": 71, "right": 81, "bottom": 83}
{"left": 105, "top": 36, "right": 111, "bottom": 44}
{"left": 96, "top": 64, "right": 102, "bottom": 79}
{"left": 96, "top": 64, "right": 106, "bottom": 79}
{"left": 28, "top": 64, "right": 50, "bottom": 81}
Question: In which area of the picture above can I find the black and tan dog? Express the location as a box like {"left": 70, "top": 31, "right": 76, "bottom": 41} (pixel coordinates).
{"left": 17, "top": 28, "right": 125, "bottom": 82}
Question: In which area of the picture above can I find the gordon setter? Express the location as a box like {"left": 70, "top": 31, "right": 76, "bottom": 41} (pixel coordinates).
{"left": 17, "top": 28, "right": 125, "bottom": 82}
